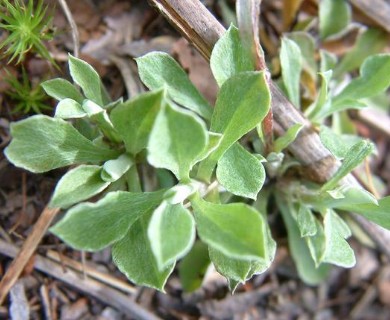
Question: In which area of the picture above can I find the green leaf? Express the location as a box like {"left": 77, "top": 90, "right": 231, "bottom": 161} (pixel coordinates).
{"left": 286, "top": 32, "right": 317, "bottom": 80}
{"left": 333, "top": 54, "right": 390, "bottom": 106}
{"left": 112, "top": 213, "right": 175, "bottom": 291}
{"left": 54, "top": 98, "right": 86, "bottom": 119}
{"left": 210, "top": 25, "right": 252, "bottom": 87}
{"left": 198, "top": 71, "right": 270, "bottom": 181}
{"left": 148, "top": 201, "right": 195, "bottom": 269}
{"left": 136, "top": 52, "right": 212, "bottom": 120}
{"left": 280, "top": 37, "right": 302, "bottom": 108}
{"left": 5, "top": 115, "right": 119, "bottom": 173}
{"left": 338, "top": 196, "right": 390, "bottom": 230}
{"left": 322, "top": 210, "right": 356, "bottom": 268}
{"left": 209, "top": 218, "right": 276, "bottom": 291}
{"left": 319, "top": 0, "right": 351, "bottom": 39}
{"left": 82, "top": 100, "right": 121, "bottom": 143}
{"left": 306, "top": 70, "right": 332, "bottom": 121}
{"left": 273, "top": 123, "right": 303, "bottom": 153}
{"left": 277, "top": 197, "right": 330, "bottom": 285}
{"left": 209, "top": 247, "right": 252, "bottom": 290}
{"left": 216, "top": 143, "right": 265, "bottom": 199}
{"left": 319, "top": 125, "right": 363, "bottom": 159}
{"left": 320, "top": 50, "right": 337, "bottom": 73}
{"left": 41, "top": 78, "right": 84, "bottom": 103}
{"left": 148, "top": 103, "right": 208, "bottom": 181}
{"left": 194, "top": 132, "right": 223, "bottom": 164}
{"left": 163, "top": 182, "right": 199, "bottom": 204}
{"left": 334, "top": 28, "right": 388, "bottom": 78}
{"left": 101, "top": 154, "right": 133, "bottom": 182}
{"left": 305, "top": 218, "right": 326, "bottom": 267}
{"left": 305, "top": 185, "right": 378, "bottom": 211}
{"left": 322, "top": 140, "right": 375, "bottom": 191}
{"left": 110, "top": 89, "right": 164, "bottom": 155}
{"left": 68, "top": 54, "right": 109, "bottom": 106}
{"left": 50, "top": 190, "right": 165, "bottom": 251}
{"left": 50, "top": 165, "right": 109, "bottom": 209}
{"left": 179, "top": 241, "right": 210, "bottom": 292}
{"left": 297, "top": 203, "right": 317, "bottom": 237}
{"left": 191, "top": 194, "right": 267, "bottom": 261}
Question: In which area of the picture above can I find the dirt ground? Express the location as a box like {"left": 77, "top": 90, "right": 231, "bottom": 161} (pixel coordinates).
{"left": 1, "top": 0, "right": 390, "bottom": 319}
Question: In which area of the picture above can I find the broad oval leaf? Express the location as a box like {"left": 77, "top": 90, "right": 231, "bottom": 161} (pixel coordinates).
{"left": 319, "top": 0, "right": 351, "bottom": 39}
{"left": 110, "top": 89, "right": 164, "bottom": 155}
{"left": 148, "top": 201, "right": 195, "bottom": 270}
{"left": 210, "top": 25, "right": 252, "bottom": 87}
{"left": 112, "top": 213, "right": 175, "bottom": 291}
{"left": 280, "top": 37, "right": 302, "bottom": 109}
{"left": 191, "top": 194, "right": 267, "bottom": 261}
{"left": 198, "top": 71, "right": 270, "bottom": 181}
{"left": 41, "top": 78, "right": 84, "bottom": 103}
{"left": 54, "top": 98, "right": 86, "bottom": 119}
{"left": 5, "top": 115, "right": 119, "bottom": 173}
{"left": 136, "top": 52, "right": 212, "bottom": 120}
{"left": 50, "top": 190, "right": 165, "bottom": 251}
{"left": 50, "top": 165, "right": 109, "bottom": 209}
{"left": 216, "top": 143, "right": 265, "bottom": 200}
{"left": 148, "top": 103, "right": 208, "bottom": 181}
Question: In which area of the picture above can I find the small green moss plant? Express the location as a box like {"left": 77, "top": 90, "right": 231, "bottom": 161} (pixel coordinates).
{"left": 5, "top": 68, "right": 50, "bottom": 114}
{"left": 0, "top": 0, "right": 54, "bottom": 64}
{"left": 4, "top": 25, "right": 390, "bottom": 291}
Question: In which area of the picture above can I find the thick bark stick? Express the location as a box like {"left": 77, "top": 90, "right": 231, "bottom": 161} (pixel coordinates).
{"left": 148, "top": 0, "right": 390, "bottom": 259}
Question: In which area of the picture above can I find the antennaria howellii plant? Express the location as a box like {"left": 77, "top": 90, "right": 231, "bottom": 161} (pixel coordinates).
{"left": 4, "top": 16, "right": 390, "bottom": 292}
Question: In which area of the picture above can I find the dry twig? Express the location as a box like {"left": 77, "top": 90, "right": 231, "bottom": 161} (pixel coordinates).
{"left": 0, "top": 240, "right": 160, "bottom": 320}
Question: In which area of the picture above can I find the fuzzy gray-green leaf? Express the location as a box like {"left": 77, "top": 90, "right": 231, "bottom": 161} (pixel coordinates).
{"left": 333, "top": 54, "right": 390, "bottom": 107}
{"left": 54, "top": 98, "right": 86, "bottom": 119}
{"left": 136, "top": 52, "right": 212, "bottom": 120}
{"left": 319, "top": 0, "right": 351, "bottom": 39}
{"left": 68, "top": 54, "right": 108, "bottom": 106}
{"left": 210, "top": 25, "right": 252, "bottom": 86}
{"left": 148, "top": 201, "right": 195, "bottom": 270}
{"left": 148, "top": 103, "right": 208, "bottom": 181}
{"left": 216, "top": 143, "right": 265, "bottom": 199}
{"left": 198, "top": 71, "right": 270, "bottom": 181}
{"left": 50, "top": 165, "right": 109, "bottom": 209}
{"left": 191, "top": 194, "right": 267, "bottom": 261}
{"left": 322, "top": 210, "right": 356, "bottom": 268}
{"left": 280, "top": 37, "right": 302, "bottom": 108}
{"left": 5, "top": 115, "right": 119, "bottom": 173}
{"left": 112, "top": 213, "right": 175, "bottom": 291}
{"left": 50, "top": 190, "right": 165, "bottom": 251}
{"left": 41, "top": 78, "right": 84, "bottom": 103}
{"left": 322, "top": 140, "right": 375, "bottom": 191}
{"left": 110, "top": 89, "right": 164, "bottom": 155}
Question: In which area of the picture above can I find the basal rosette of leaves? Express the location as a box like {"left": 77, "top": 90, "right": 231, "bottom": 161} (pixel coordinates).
{"left": 4, "top": 24, "right": 390, "bottom": 292}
